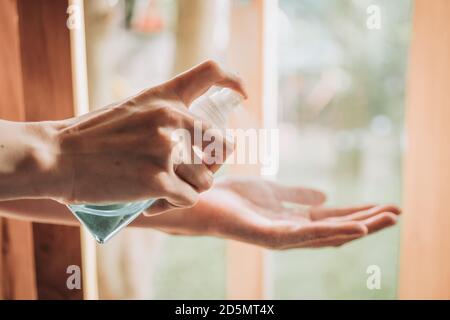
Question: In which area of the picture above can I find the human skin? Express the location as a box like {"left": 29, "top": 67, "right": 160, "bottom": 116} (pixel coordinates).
{"left": 0, "top": 60, "right": 246, "bottom": 214}
{"left": 0, "top": 176, "right": 400, "bottom": 249}
{"left": 142, "top": 177, "right": 400, "bottom": 249}
{"left": 0, "top": 57, "right": 399, "bottom": 248}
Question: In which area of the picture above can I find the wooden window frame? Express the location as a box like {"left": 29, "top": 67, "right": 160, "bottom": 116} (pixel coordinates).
{"left": 11, "top": 0, "right": 450, "bottom": 301}
{"left": 0, "top": 0, "right": 86, "bottom": 300}
{"left": 399, "top": 0, "right": 450, "bottom": 299}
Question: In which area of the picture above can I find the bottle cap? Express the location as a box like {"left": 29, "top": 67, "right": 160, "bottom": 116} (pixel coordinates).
{"left": 209, "top": 88, "right": 243, "bottom": 124}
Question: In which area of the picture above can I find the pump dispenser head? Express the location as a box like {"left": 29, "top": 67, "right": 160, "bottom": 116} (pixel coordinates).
{"left": 210, "top": 88, "right": 243, "bottom": 121}
{"left": 210, "top": 88, "right": 243, "bottom": 110}
{"left": 189, "top": 88, "right": 243, "bottom": 129}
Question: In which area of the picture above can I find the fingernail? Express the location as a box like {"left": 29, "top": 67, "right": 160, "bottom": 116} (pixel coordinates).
{"left": 354, "top": 224, "right": 369, "bottom": 235}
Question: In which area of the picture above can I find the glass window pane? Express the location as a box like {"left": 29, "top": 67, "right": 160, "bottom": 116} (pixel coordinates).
{"left": 273, "top": 0, "right": 412, "bottom": 299}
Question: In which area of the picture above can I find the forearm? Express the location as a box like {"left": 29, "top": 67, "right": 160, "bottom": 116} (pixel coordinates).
{"left": 0, "top": 199, "right": 77, "bottom": 225}
{"left": 0, "top": 197, "right": 201, "bottom": 232}
{"left": 0, "top": 120, "right": 68, "bottom": 201}
{"left": 0, "top": 197, "right": 207, "bottom": 233}
{"left": 0, "top": 198, "right": 167, "bottom": 227}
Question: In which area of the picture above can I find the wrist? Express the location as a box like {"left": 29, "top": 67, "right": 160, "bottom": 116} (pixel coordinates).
{"left": 0, "top": 120, "right": 73, "bottom": 201}
{"left": 27, "top": 120, "right": 73, "bottom": 202}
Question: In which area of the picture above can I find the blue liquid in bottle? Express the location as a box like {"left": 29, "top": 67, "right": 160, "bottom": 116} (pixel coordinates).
{"left": 68, "top": 199, "right": 155, "bottom": 244}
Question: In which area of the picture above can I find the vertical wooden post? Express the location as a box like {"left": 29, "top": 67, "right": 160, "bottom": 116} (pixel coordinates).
{"left": 70, "top": 0, "right": 99, "bottom": 300}
{"left": 174, "top": 0, "right": 224, "bottom": 74}
{"left": 0, "top": 0, "right": 85, "bottom": 299}
{"left": 0, "top": 0, "right": 37, "bottom": 300}
{"left": 226, "top": 0, "right": 277, "bottom": 299}
{"left": 173, "top": 0, "right": 277, "bottom": 299}
{"left": 399, "top": 0, "right": 450, "bottom": 299}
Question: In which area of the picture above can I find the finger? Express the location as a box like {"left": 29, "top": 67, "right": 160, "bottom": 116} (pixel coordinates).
{"left": 310, "top": 204, "right": 377, "bottom": 221}
{"left": 302, "top": 221, "right": 368, "bottom": 240}
{"left": 167, "top": 60, "right": 248, "bottom": 105}
{"left": 205, "top": 133, "right": 235, "bottom": 174}
{"left": 293, "top": 212, "right": 398, "bottom": 248}
{"left": 266, "top": 221, "right": 367, "bottom": 250}
{"left": 282, "top": 221, "right": 368, "bottom": 245}
{"left": 162, "top": 174, "right": 200, "bottom": 208}
{"left": 360, "top": 212, "right": 398, "bottom": 234}
{"left": 270, "top": 182, "right": 326, "bottom": 206}
{"left": 208, "top": 139, "right": 234, "bottom": 173}
{"left": 327, "top": 205, "right": 402, "bottom": 222}
{"left": 144, "top": 181, "right": 200, "bottom": 216}
{"left": 179, "top": 114, "right": 234, "bottom": 172}
{"left": 294, "top": 233, "right": 365, "bottom": 249}
{"left": 144, "top": 199, "right": 177, "bottom": 216}
{"left": 170, "top": 112, "right": 234, "bottom": 176}
{"left": 173, "top": 110, "right": 222, "bottom": 150}
{"left": 175, "top": 163, "right": 214, "bottom": 193}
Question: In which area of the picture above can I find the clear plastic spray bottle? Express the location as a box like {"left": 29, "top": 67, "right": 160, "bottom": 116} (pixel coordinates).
{"left": 68, "top": 88, "right": 243, "bottom": 244}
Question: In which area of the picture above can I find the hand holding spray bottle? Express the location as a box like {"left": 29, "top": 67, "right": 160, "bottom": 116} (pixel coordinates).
{"left": 68, "top": 88, "right": 243, "bottom": 243}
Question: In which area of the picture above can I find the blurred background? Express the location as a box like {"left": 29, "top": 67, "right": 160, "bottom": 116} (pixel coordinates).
{"left": 84, "top": 0, "right": 412, "bottom": 299}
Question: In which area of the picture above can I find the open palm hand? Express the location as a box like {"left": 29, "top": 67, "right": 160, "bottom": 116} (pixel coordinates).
{"left": 144, "top": 177, "right": 400, "bottom": 249}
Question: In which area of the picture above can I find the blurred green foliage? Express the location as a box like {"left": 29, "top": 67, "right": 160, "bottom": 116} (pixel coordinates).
{"left": 279, "top": 0, "right": 412, "bottom": 129}
{"left": 273, "top": 0, "right": 412, "bottom": 299}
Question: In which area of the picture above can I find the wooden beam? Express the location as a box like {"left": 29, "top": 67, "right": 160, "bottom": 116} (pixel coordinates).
{"left": 71, "top": 0, "right": 99, "bottom": 300}
{"left": 174, "top": 0, "right": 222, "bottom": 74}
{"left": 173, "top": 0, "right": 275, "bottom": 299}
{"left": 226, "top": 0, "right": 278, "bottom": 300}
{"left": 16, "top": 0, "right": 75, "bottom": 121}
{"left": 16, "top": 0, "right": 84, "bottom": 300}
{"left": 0, "top": 220, "right": 37, "bottom": 300}
{"left": 0, "top": 0, "right": 37, "bottom": 300}
{"left": 399, "top": 0, "right": 450, "bottom": 299}
{"left": 0, "top": 0, "right": 84, "bottom": 300}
